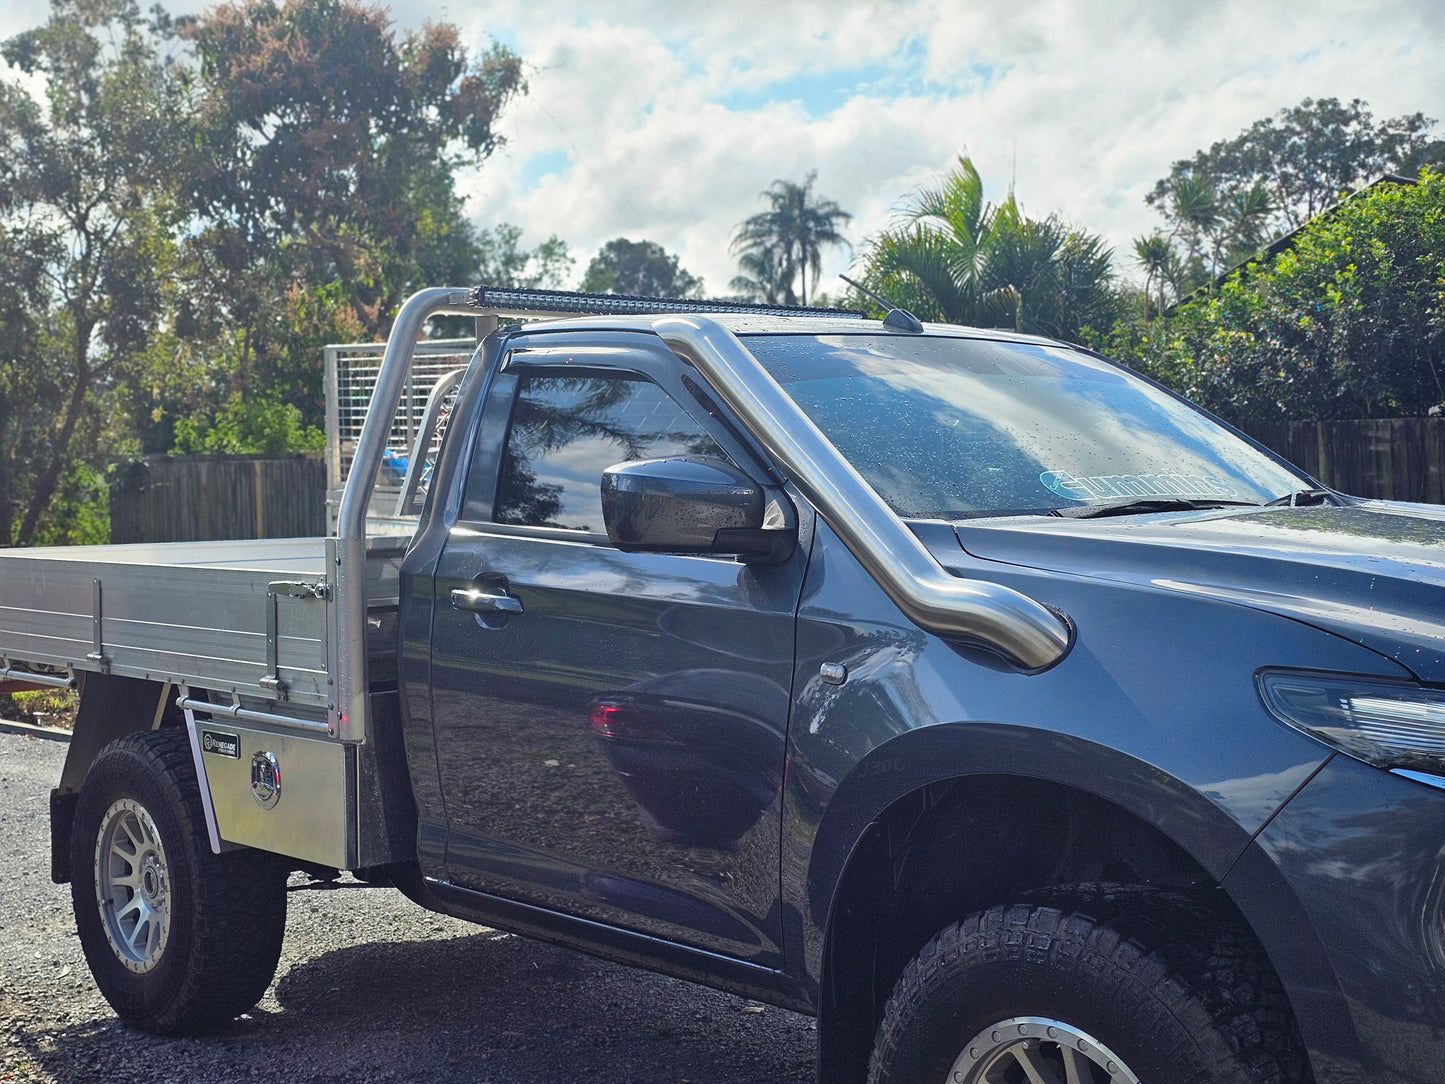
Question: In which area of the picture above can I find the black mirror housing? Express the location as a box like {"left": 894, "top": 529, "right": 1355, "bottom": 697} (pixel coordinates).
{"left": 601, "top": 457, "right": 794, "bottom": 562}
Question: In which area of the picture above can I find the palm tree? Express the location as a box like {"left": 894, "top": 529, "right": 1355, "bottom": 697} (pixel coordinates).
{"left": 731, "top": 171, "right": 852, "bottom": 305}
{"left": 851, "top": 156, "right": 995, "bottom": 324}
{"left": 729, "top": 246, "right": 786, "bottom": 304}
{"left": 1133, "top": 232, "right": 1175, "bottom": 314}
{"left": 1167, "top": 171, "right": 1223, "bottom": 276}
{"left": 1222, "top": 181, "right": 1274, "bottom": 263}
{"left": 855, "top": 156, "right": 1118, "bottom": 340}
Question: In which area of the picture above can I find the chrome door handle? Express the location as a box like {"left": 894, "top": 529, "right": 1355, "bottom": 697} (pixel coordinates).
{"left": 450, "top": 588, "right": 524, "bottom": 615}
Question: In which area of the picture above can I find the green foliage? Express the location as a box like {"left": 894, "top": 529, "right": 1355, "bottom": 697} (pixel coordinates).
{"left": 1150, "top": 97, "right": 1435, "bottom": 233}
{"left": 1110, "top": 171, "right": 1445, "bottom": 429}
{"left": 0, "top": 0, "right": 188, "bottom": 545}
{"left": 855, "top": 156, "right": 1120, "bottom": 341}
{"left": 731, "top": 171, "right": 851, "bottom": 306}
{"left": 167, "top": 0, "right": 526, "bottom": 440}
{"left": 1142, "top": 97, "right": 1438, "bottom": 297}
{"left": 183, "top": 0, "right": 525, "bottom": 336}
{"left": 1132, "top": 232, "right": 1181, "bottom": 317}
{"left": 133, "top": 279, "right": 367, "bottom": 456}
{"left": 7, "top": 686, "right": 78, "bottom": 728}
{"left": 729, "top": 246, "right": 787, "bottom": 304}
{"left": 582, "top": 238, "right": 701, "bottom": 297}
{"left": 475, "top": 223, "right": 575, "bottom": 290}
{"left": 0, "top": 0, "right": 528, "bottom": 544}
{"left": 172, "top": 394, "right": 325, "bottom": 454}
{"left": 26, "top": 462, "right": 108, "bottom": 546}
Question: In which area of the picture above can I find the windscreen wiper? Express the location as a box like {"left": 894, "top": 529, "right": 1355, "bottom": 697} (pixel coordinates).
{"left": 1263, "top": 488, "right": 1336, "bottom": 507}
{"left": 1051, "top": 498, "right": 1261, "bottom": 520}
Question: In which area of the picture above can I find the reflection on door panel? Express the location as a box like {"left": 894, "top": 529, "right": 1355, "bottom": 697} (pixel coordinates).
{"left": 430, "top": 365, "right": 805, "bottom": 966}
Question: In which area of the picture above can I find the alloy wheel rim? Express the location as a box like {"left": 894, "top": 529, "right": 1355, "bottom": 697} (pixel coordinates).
{"left": 948, "top": 1016, "right": 1141, "bottom": 1083}
{"left": 94, "top": 798, "right": 172, "bottom": 973}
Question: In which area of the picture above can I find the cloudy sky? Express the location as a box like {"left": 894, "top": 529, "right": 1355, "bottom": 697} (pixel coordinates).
{"left": 4, "top": 0, "right": 1444, "bottom": 299}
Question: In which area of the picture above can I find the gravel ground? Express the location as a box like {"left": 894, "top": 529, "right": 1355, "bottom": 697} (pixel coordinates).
{"left": 0, "top": 731, "right": 816, "bottom": 1083}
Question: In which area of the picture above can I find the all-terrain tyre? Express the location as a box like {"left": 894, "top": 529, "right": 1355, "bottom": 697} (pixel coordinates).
{"left": 70, "top": 728, "right": 287, "bottom": 1033}
{"left": 868, "top": 896, "right": 1308, "bottom": 1084}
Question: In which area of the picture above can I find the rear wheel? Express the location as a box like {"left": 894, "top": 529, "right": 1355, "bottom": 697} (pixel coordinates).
{"left": 71, "top": 729, "right": 287, "bottom": 1033}
{"left": 868, "top": 897, "right": 1305, "bottom": 1084}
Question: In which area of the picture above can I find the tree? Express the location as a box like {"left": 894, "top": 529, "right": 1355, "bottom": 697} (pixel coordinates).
{"left": 475, "top": 223, "right": 574, "bottom": 290}
{"left": 1223, "top": 181, "right": 1275, "bottom": 254}
{"left": 0, "top": 0, "right": 189, "bottom": 544}
{"left": 0, "top": 226, "right": 55, "bottom": 543}
{"left": 855, "top": 156, "right": 1119, "bottom": 341}
{"left": 184, "top": 0, "right": 524, "bottom": 334}
{"left": 1132, "top": 232, "right": 1179, "bottom": 315}
{"left": 581, "top": 238, "right": 700, "bottom": 297}
{"left": 1164, "top": 170, "right": 1223, "bottom": 279}
{"left": 0, "top": 0, "right": 532, "bottom": 541}
{"left": 731, "top": 171, "right": 851, "bottom": 305}
{"left": 729, "top": 246, "right": 786, "bottom": 304}
{"left": 1111, "top": 171, "right": 1445, "bottom": 430}
{"left": 168, "top": 0, "right": 527, "bottom": 437}
{"left": 1148, "top": 97, "right": 1437, "bottom": 258}
{"left": 1400, "top": 138, "right": 1445, "bottom": 175}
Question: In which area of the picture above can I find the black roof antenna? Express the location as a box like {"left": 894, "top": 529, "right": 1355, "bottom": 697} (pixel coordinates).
{"left": 838, "top": 274, "right": 925, "bottom": 333}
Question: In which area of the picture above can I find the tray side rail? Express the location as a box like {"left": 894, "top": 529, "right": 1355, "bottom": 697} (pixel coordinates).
{"left": 0, "top": 546, "right": 331, "bottom": 716}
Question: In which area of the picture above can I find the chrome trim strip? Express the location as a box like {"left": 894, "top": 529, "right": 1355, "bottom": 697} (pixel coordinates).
{"left": 653, "top": 315, "right": 1073, "bottom": 672}
{"left": 1394, "top": 768, "right": 1445, "bottom": 790}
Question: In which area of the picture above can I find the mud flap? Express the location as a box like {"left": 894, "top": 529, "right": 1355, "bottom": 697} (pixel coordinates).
{"left": 49, "top": 788, "right": 79, "bottom": 884}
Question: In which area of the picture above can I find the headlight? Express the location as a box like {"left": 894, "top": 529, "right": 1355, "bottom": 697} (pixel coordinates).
{"left": 1258, "top": 670, "right": 1445, "bottom": 780}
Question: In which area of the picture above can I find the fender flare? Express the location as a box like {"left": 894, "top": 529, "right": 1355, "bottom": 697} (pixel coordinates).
{"left": 802, "top": 721, "right": 1358, "bottom": 1063}
{"left": 51, "top": 672, "right": 175, "bottom": 883}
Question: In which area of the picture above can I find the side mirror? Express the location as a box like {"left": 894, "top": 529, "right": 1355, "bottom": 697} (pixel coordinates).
{"left": 601, "top": 457, "right": 795, "bottom": 563}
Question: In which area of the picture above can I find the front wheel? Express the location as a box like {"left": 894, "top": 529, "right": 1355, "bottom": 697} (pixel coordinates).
{"left": 868, "top": 899, "right": 1305, "bottom": 1084}
{"left": 70, "top": 729, "right": 287, "bottom": 1033}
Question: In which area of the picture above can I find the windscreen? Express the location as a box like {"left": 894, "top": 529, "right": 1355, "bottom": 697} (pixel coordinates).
{"left": 741, "top": 333, "right": 1307, "bottom": 519}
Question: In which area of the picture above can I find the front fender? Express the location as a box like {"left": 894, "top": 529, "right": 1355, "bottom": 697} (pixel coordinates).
{"left": 804, "top": 721, "right": 1280, "bottom": 962}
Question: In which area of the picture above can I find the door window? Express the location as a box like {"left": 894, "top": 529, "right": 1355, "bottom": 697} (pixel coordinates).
{"left": 492, "top": 373, "right": 728, "bottom": 532}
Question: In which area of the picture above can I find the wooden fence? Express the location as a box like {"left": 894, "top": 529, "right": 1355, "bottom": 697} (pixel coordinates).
{"left": 109, "top": 454, "right": 326, "bottom": 544}
{"left": 1247, "top": 418, "right": 1445, "bottom": 504}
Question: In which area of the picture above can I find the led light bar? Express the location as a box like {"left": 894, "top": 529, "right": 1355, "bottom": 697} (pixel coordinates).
{"left": 467, "top": 283, "right": 866, "bottom": 320}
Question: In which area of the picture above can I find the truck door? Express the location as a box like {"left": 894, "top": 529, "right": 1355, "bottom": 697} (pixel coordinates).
{"left": 427, "top": 334, "right": 806, "bottom": 967}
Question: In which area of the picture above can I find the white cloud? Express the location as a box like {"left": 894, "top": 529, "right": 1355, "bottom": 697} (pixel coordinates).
{"left": 448, "top": 0, "right": 1445, "bottom": 300}
{"left": 4, "top": 0, "right": 1442, "bottom": 305}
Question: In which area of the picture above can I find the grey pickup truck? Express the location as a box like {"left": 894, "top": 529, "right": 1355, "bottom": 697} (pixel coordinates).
{"left": 3, "top": 285, "right": 1444, "bottom": 1084}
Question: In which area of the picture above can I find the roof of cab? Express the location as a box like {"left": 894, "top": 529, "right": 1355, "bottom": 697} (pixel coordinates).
{"left": 505, "top": 310, "right": 1065, "bottom": 349}
{"left": 462, "top": 283, "right": 1067, "bottom": 349}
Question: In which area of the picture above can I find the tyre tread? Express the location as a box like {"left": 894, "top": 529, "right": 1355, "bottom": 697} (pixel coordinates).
{"left": 71, "top": 728, "right": 287, "bottom": 1034}
{"left": 868, "top": 892, "right": 1311, "bottom": 1084}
